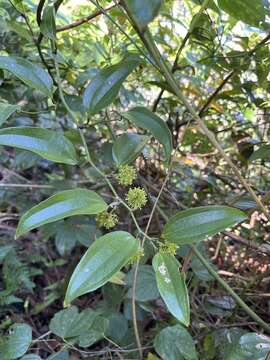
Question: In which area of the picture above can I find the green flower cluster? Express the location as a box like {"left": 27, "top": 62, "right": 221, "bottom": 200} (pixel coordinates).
{"left": 126, "top": 187, "right": 147, "bottom": 210}
{"left": 160, "top": 242, "right": 179, "bottom": 256}
{"left": 115, "top": 165, "right": 137, "bottom": 186}
{"left": 96, "top": 211, "right": 118, "bottom": 229}
{"left": 129, "top": 248, "right": 145, "bottom": 263}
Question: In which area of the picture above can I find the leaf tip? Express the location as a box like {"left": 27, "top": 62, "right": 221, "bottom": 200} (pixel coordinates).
{"left": 63, "top": 298, "right": 70, "bottom": 308}
{"left": 15, "top": 228, "right": 21, "bottom": 240}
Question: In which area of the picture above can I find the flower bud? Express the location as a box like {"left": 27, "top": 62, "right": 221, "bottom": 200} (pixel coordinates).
{"left": 115, "top": 165, "right": 136, "bottom": 186}
{"left": 96, "top": 211, "right": 118, "bottom": 229}
{"left": 126, "top": 187, "right": 147, "bottom": 210}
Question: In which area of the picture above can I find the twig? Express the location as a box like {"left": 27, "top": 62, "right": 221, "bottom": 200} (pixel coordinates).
{"left": 36, "top": 0, "right": 46, "bottom": 25}
{"left": 191, "top": 245, "right": 270, "bottom": 333}
{"left": 142, "top": 27, "right": 269, "bottom": 220}
{"left": 56, "top": 3, "right": 117, "bottom": 32}
{"left": 152, "top": 0, "right": 210, "bottom": 113}
{"left": 51, "top": 37, "right": 151, "bottom": 243}
{"left": 198, "top": 32, "right": 270, "bottom": 117}
{"left": 0, "top": 183, "right": 54, "bottom": 189}
{"left": 198, "top": 70, "right": 234, "bottom": 116}
{"left": 131, "top": 121, "right": 191, "bottom": 358}
{"left": 211, "top": 235, "right": 223, "bottom": 261}
{"left": 223, "top": 230, "right": 270, "bottom": 256}
{"left": 141, "top": 34, "right": 270, "bottom": 330}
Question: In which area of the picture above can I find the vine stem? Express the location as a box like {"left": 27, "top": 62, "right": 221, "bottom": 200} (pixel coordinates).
{"left": 52, "top": 41, "right": 155, "bottom": 355}
{"left": 120, "top": 0, "right": 270, "bottom": 348}
{"left": 155, "top": 206, "right": 270, "bottom": 334}
{"left": 51, "top": 38, "right": 151, "bottom": 243}
{"left": 121, "top": 0, "right": 269, "bottom": 221}
{"left": 56, "top": 3, "right": 117, "bottom": 32}
{"left": 88, "top": 0, "right": 159, "bottom": 71}
{"left": 190, "top": 245, "right": 270, "bottom": 333}
{"left": 142, "top": 29, "right": 270, "bottom": 220}
{"left": 131, "top": 120, "right": 192, "bottom": 358}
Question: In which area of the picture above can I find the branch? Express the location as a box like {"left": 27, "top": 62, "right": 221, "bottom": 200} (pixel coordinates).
{"left": 36, "top": 0, "right": 45, "bottom": 25}
{"left": 56, "top": 4, "right": 117, "bottom": 32}
{"left": 191, "top": 245, "right": 270, "bottom": 333}
{"left": 199, "top": 32, "right": 270, "bottom": 116}
{"left": 152, "top": 0, "right": 211, "bottom": 113}
{"left": 152, "top": 32, "right": 191, "bottom": 112}
{"left": 199, "top": 70, "right": 234, "bottom": 116}
{"left": 223, "top": 230, "right": 270, "bottom": 256}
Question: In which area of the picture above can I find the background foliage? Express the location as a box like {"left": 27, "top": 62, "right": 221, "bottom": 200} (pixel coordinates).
{"left": 0, "top": 0, "right": 270, "bottom": 359}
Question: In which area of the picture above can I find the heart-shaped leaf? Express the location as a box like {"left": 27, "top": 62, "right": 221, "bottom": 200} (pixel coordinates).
{"left": 83, "top": 55, "right": 141, "bottom": 114}
{"left": 49, "top": 306, "right": 98, "bottom": 339}
{"left": 112, "top": 133, "right": 149, "bottom": 166}
{"left": 0, "top": 324, "right": 32, "bottom": 360}
{"left": 0, "top": 102, "right": 21, "bottom": 126}
{"left": 0, "top": 56, "right": 53, "bottom": 97}
{"left": 225, "top": 333, "right": 270, "bottom": 360}
{"left": 65, "top": 231, "right": 139, "bottom": 305}
{"left": 0, "top": 127, "right": 78, "bottom": 165}
{"left": 154, "top": 324, "right": 198, "bottom": 360}
{"left": 49, "top": 306, "right": 108, "bottom": 348}
{"left": 162, "top": 206, "right": 247, "bottom": 245}
{"left": 124, "top": 0, "right": 162, "bottom": 29}
{"left": 125, "top": 265, "right": 159, "bottom": 301}
{"left": 122, "top": 107, "right": 172, "bottom": 161}
{"left": 153, "top": 253, "right": 190, "bottom": 326}
{"left": 16, "top": 189, "right": 107, "bottom": 238}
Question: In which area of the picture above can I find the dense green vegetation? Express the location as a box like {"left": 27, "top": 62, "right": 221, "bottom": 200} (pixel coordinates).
{"left": 0, "top": 0, "right": 270, "bottom": 359}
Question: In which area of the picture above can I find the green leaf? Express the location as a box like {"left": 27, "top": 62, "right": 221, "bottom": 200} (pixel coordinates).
{"left": 154, "top": 324, "right": 198, "bottom": 360}
{"left": 49, "top": 306, "right": 99, "bottom": 339}
{"left": 122, "top": 107, "right": 172, "bottom": 161}
{"left": 65, "top": 231, "right": 139, "bottom": 304}
{"left": 126, "top": 265, "right": 159, "bottom": 301}
{"left": 153, "top": 253, "right": 190, "bottom": 326}
{"left": 47, "top": 352, "right": 69, "bottom": 360}
{"left": 5, "top": 20, "right": 32, "bottom": 41}
{"left": 105, "top": 313, "right": 128, "bottom": 344}
{"left": 0, "top": 127, "right": 78, "bottom": 165}
{"left": 0, "top": 56, "right": 53, "bottom": 97}
{"left": 78, "top": 316, "right": 108, "bottom": 348}
{"left": 0, "top": 324, "right": 32, "bottom": 360}
{"left": 210, "top": 328, "right": 246, "bottom": 359}
{"left": 225, "top": 333, "right": 270, "bottom": 360}
{"left": 162, "top": 206, "right": 247, "bottom": 245}
{"left": 11, "top": 0, "right": 25, "bottom": 13}
{"left": 0, "top": 245, "right": 13, "bottom": 263}
{"left": 249, "top": 144, "right": 270, "bottom": 161}
{"left": 83, "top": 55, "right": 141, "bottom": 114}
{"left": 54, "top": 222, "right": 77, "bottom": 256}
{"left": 0, "top": 101, "right": 21, "bottom": 126}
{"left": 40, "top": 3, "right": 56, "bottom": 40}
{"left": 217, "top": 0, "right": 266, "bottom": 27}
{"left": 21, "top": 355, "right": 42, "bottom": 360}
{"left": 188, "top": 0, "right": 218, "bottom": 12}
{"left": 190, "top": 243, "right": 214, "bottom": 282}
{"left": 124, "top": 0, "right": 162, "bottom": 29}
{"left": 112, "top": 133, "right": 149, "bottom": 166}
{"left": 16, "top": 189, "right": 107, "bottom": 238}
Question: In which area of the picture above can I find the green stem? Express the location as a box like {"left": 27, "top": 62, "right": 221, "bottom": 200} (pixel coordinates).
{"left": 52, "top": 39, "right": 151, "bottom": 242}
{"left": 191, "top": 245, "right": 270, "bottom": 334}
{"left": 155, "top": 205, "right": 270, "bottom": 334}
{"left": 145, "top": 30, "right": 269, "bottom": 220}
{"left": 88, "top": 0, "right": 159, "bottom": 70}
{"left": 121, "top": 1, "right": 269, "bottom": 220}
